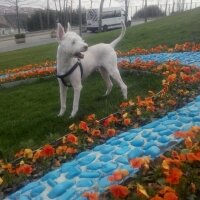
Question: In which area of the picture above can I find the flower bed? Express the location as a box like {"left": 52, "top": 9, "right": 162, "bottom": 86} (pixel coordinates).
{"left": 96, "top": 126, "right": 200, "bottom": 200}
{"left": 116, "top": 42, "right": 200, "bottom": 57}
{"left": 0, "top": 48, "right": 200, "bottom": 198}
{"left": 0, "top": 61, "right": 55, "bottom": 84}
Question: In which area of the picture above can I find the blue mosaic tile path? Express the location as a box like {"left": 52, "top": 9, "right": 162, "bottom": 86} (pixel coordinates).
{"left": 118, "top": 52, "right": 200, "bottom": 67}
{"left": 7, "top": 95, "right": 200, "bottom": 200}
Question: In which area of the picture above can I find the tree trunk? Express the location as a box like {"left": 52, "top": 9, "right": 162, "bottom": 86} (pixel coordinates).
{"left": 125, "top": 0, "right": 128, "bottom": 26}
{"left": 144, "top": 0, "right": 147, "bottom": 23}
{"left": 54, "top": 0, "right": 58, "bottom": 22}
{"left": 16, "top": 0, "right": 20, "bottom": 33}
{"left": 58, "top": 0, "right": 62, "bottom": 23}
{"left": 98, "top": 0, "right": 104, "bottom": 32}
{"left": 79, "top": 0, "right": 82, "bottom": 36}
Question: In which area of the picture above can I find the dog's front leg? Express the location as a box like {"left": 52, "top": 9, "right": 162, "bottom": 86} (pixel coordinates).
{"left": 58, "top": 80, "right": 68, "bottom": 117}
{"left": 70, "top": 84, "right": 82, "bottom": 118}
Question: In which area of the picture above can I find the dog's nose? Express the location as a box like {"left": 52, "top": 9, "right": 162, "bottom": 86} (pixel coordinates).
{"left": 84, "top": 45, "right": 88, "bottom": 51}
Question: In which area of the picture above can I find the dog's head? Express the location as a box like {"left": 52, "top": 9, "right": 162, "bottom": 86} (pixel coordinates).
{"left": 56, "top": 23, "right": 88, "bottom": 59}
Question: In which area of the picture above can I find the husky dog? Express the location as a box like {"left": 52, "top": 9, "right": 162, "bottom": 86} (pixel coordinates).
{"left": 56, "top": 22, "right": 127, "bottom": 117}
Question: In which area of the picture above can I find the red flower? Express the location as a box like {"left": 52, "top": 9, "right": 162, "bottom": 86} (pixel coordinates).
{"left": 165, "top": 167, "right": 183, "bottom": 185}
{"left": 107, "top": 128, "right": 116, "bottom": 137}
{"left": 108, "top": 170, "right": 129, "bottom": 182}
{"left": 66, "top": 133, "right": 78, "bottom": 145}
{"left": 79, "top": 121, "right": 89, "bottom": 132}
{"left": 83, "top": 192, "right": 98, "bottom": 200}
{"left": 130, "top": 158, "right": 143, "bottom": 168}
{"left": 123, "top": 118, "right": 131, "bottom": 126}
{"left": 16, "top": 164, "right": 33, "bottom": 175}
{"left": 109, "top": 185, "right": 129, "bottom": 199}
{"left": 41, "top": 144, "right": 55, "bottom": 157}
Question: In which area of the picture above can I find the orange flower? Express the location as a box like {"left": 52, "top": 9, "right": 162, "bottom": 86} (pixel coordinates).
{"left": 32, "top": 149, "right": 43, "bottom": 162}
{"left": 165, "top": 167, "right": 183, "bottom": 185}
{"left": 83, "top": 192, "right": 98, "bottom": 200}
{"left": 87, "top": 114, "right": 96, "bottom": 121}
{"left": 16, "top": 164, "right": 33, "bottom": 175}
{"left": 41, "top": 144, "right": 55, "bottom": 157}
{"left": 107, "top": 128, "right": 116, "bottom": 137}
{"left": 186, "top": 153, "right": 200, "bottom": 161}
{"left": 56, "top": 145, "right": 68, "bottom": 155}
{"left": 109, "top": 185, "right": 129, "bottom": 199}
{"left": 79, "top": 121, "right": 89, "bottom": 132}
{"left": 163, "top": 192, "right": 178, "bottom": 200}
{"left": 123, "top": 118, "right": 131, "bottom": 126}
{"left": 91, "top": 129, "right": 101, "bottom": 137}
{"left": 130, "top": 157, "right": 144, "bottom": 168}
{"left": 108, "top": 169, "right": 129, "bottom": 182}
{"left": 103, "top": 114, "right": 118, "bottom": 127}
{"left": 66, "top": 133, "right": 78, "bottom": 145}
{"left": 167, "top": 74, "right": 176, "bottom": 83}
{"left": 66, "top": 147, "right": 77, "bottom": 154}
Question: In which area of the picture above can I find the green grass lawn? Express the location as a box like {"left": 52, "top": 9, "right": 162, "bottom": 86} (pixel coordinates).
{"left": 0, "top": 8, "right": 200, "bottom": 159}
{"left": 0, "top": 8, "right": 200, "bottom": 70}
{"left": 0, "top": 72, "right": 162, "bottom": 159}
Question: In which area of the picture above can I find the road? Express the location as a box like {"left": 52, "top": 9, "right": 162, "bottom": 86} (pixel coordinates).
{"left": 0, "top": 19, "right": 149, "bottom": 53}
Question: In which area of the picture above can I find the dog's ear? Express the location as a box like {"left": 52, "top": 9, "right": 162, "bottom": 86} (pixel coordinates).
{"left": 67, "top": 22, "right": 72, "bottom": 32}
{"left": 57, "top": 23, "right": 65, "bottom": 42}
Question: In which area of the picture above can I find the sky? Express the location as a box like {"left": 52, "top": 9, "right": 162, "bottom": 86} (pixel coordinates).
{"left": 1, "top": 0, "right": 199, "bottom": 10}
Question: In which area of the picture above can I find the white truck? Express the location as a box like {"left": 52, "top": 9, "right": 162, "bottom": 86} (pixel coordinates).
{"left": 86, "top": 7, "right": 131, "bottom": 32}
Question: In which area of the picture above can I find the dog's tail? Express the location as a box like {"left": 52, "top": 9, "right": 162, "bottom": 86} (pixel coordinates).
{"left": 110, "top": 21, "right": 126, "bottom": 49}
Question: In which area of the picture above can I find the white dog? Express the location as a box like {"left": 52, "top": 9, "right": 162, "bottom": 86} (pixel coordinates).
{"left": 56, "top": 22, "right": 127, "bottom": 118}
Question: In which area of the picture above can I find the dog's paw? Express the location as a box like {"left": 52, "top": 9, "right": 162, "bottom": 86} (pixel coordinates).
{"left": 57, "top": 111, "right": 65, "bottom": 117}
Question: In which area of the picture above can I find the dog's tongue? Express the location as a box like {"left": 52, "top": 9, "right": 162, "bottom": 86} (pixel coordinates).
{"left": 75, "top": 52, "right": 84, "bottom": 59}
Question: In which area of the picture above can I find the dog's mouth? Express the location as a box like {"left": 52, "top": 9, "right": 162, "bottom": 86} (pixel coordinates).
{"left": 74, "top": 52, "right": 84, "bottom": 59}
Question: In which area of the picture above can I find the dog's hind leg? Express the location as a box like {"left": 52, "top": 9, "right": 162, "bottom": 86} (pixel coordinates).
{"left": 99, "top": 67, "right": 113, "bottom": 96}
{"left": 109, "top": 68, "right": 127, "bottom": 99}
{"left": 58, "top": 80, "right": 68, "bottom": 116}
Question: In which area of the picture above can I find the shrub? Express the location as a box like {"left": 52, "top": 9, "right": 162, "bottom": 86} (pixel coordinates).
{"left": 133, "top": 5, "right": 165, "bottom": 19}
{"left": 14, "top": 33, "right": 26, "bottom": 39}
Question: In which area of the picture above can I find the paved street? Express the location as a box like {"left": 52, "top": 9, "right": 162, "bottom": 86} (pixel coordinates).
{"left": 0, "top": 19, "right": 149, "bottom": 53}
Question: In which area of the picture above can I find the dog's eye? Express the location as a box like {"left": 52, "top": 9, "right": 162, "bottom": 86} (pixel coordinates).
{"left": 72, "top": 40, "right": 76, "bottom": 45}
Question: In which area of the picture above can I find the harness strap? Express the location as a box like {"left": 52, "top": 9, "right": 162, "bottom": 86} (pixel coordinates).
{"left": 56, "top": 60, "right": 83, "bottom": 87}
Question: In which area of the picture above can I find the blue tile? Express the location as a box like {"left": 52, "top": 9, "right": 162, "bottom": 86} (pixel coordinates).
{"left": 128, "top": 148, "right": 144, "bottom": 159}
{"left": 77, "top": 179, "right": 93, "bottom": 187}
{"left": 30, "top": 185, "right": 45, "bottom": 197}
{"left": 87, "top": 162, "right": 103, "bottom": 170}
{"left": 41, "top": 170, "right": 60, "bottom": 181}
{"left": 66, "top": 167, "right": 81, "bottom": 179}
{"left": 99, "top": 155, "right": 113, "bottom": 162}
{"left": 47, "top": 181, "right": 74, "bottom": 199}
{"left": 130, "top": 138, "right": 144, "bottom": 147}
{"left": 80, "top": 171, "right": 100, "bottom": 178}
{"left": 115, "top": 156, "right": 129, "bottom": 165}
{"left": 115, "top": 146, "right": 130, "bottom": 155}
{"left": 78, "top": 154, "right": 96, "bottom": 166}
{"left": 100, "top": 145, "right": 115, "bottom": 154}
{"left": 102, "top": 163, "right": 118, "bottom": 173}
{"left": 145, "top": 146, "right": 160, "bottom": 158}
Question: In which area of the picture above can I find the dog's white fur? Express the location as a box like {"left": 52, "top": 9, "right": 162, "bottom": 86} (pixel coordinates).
{"left": 56, "top": 22, "right": 127, "bottom": 117}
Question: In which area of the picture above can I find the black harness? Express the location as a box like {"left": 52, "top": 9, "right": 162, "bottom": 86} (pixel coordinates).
{"left": 56, "top": 60, "right": 83, "bottom": 87}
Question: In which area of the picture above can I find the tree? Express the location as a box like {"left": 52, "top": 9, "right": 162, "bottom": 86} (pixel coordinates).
{"left": 1, "top": 0, "right": 35, "bottom": 33}
{"left": 116, "top": 0, "right": 130, "bottom": 26}
{"left": 98, "top": 0, "right": 104, "bottom": 31}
